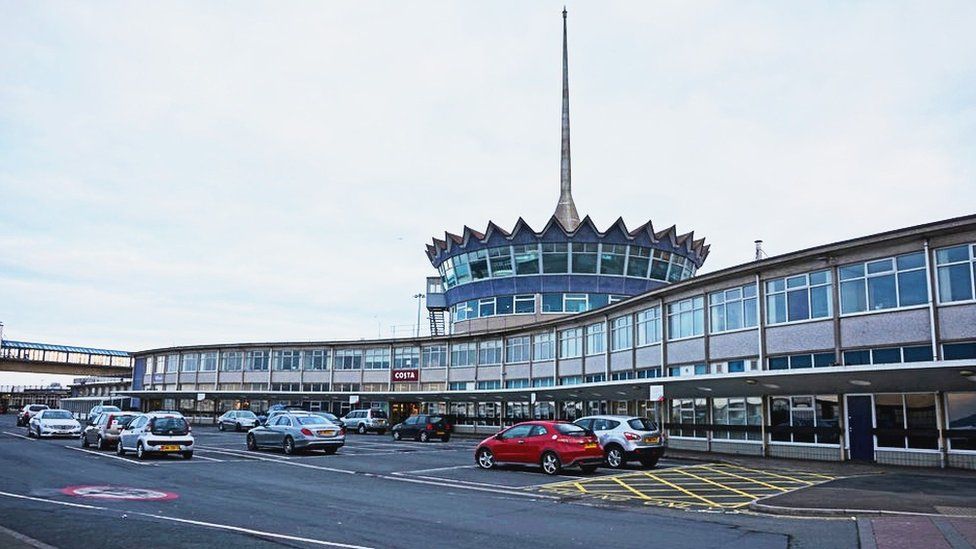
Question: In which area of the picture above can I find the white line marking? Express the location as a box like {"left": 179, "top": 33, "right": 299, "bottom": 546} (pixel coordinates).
{"left": 190, "top": 453, "right": 223, "bottom": 462}
{"left": 65, "top": 446, "right": 154, "bottom": 466}
{"left": 380, "top": 474, "right": 559, "bottom": 499}
{"left": 3, "top": 431, "right": 35, "bottom": 441}
{"left": 397, "top": 464, "right": 478, "bottom": 474}
{"left": 0, "top": 523, "right": 59, "bottom": 549}
{"left": 392, "top": 472, "right": 530, "bottom": 490}
{"left": 0, "top": 490, "right": 374, "bottom": 548}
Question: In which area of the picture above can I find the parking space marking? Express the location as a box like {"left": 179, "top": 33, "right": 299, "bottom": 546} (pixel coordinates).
{"left": 537, "top": 463, "right": 836, "bottom": 510}
{"left": 3, "top": 431, "right": 35, "bottom": 441}
{"left": 65, "top": 446, "right": 154, "bottom": 466}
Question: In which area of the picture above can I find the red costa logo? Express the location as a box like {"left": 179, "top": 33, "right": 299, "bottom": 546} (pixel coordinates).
{"left": 391, "top": 369, "right": 419, "bottom": 382}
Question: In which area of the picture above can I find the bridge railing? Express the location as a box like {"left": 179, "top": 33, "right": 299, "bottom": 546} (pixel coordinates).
{"left": 0, "top": 346, "right": 133, "bottom": 369}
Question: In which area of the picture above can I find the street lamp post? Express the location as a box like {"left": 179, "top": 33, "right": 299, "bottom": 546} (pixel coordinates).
{"left": 413, "top": 294, "right": 425, "bottom": 338}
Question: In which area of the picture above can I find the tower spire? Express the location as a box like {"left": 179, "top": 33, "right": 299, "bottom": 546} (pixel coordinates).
{"left": 553, "top": 7, "right": 581, "bottom": 231}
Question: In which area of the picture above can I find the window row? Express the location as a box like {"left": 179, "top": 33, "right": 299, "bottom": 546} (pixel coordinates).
{"left": 438, "top": 243, "right": 697, "bottom": 289}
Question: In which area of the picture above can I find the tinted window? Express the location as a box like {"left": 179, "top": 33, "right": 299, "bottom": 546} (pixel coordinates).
{"left": 501, "top": 425, "right": 532, "bottom": 439}
{"left": 404, "top": 416, "right": 417, "bottom": 425}
{"left": 101, "top": 406, "right": 121, "bottom": 413}
{"left": 151, "top": 417, "right": 189, "bottom": 435}
{"left": 297, "top": 416, "right": 330, "bottom": 425}
{"left": 554, "top": 423, "right": 587, "bottom": 436}
{"left": 29, "top": 405, "right": 47, "bottom": 412}
{"left": 44, "top": 411, "right": 73, "bottom": 420}
{"left": 628, "top": 418, "right": 657, "bottom": 431}
{"left": 370, "top": 410, "right": 388, "bottom": 419}
{"left": 574, "top": 419, "right": 593, "bottom": 430}
{"left": 529, "top": 425, "right": 548, "bottom": 437}
{"left": 274, "top": 416, "right": 291, "bottom": 426}
{"left": 116, "top": 415, "right": 137, "bottom": 427}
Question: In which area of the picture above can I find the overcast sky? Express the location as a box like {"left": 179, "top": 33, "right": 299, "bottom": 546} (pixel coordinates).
{"left": 2, "top": 2, "right": 975, "bottom": 385}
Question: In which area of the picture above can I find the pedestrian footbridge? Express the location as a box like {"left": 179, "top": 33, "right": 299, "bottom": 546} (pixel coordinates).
{"left": 0, "top": 340, "right": 132, "bottom": 376}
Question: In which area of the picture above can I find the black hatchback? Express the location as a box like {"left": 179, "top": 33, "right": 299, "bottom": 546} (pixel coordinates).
{"left": 391, "top": 414, "right": 453, "bottom": 442}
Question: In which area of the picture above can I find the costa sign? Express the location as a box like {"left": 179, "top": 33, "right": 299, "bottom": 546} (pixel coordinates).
{"left": 391, "top": 369, "right": 419, "bottom": 382}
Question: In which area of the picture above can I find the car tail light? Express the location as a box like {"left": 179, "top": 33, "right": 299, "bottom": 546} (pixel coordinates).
{"left": 624, "top": 432, "right": 640, "bottom": 441}
{"left": 340, "top": 428, "right": 346, "bottom": 436}
{"left": 426, "top": 423, "right": 433, "bottom": 430}
{"left": 106, "top": 414, "right": 115, "bottom": 427}
{"left": 300, "top": 428, "right": 314, "bottom": 436}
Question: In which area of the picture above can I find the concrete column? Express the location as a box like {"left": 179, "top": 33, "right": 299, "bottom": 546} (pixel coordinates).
{"left": 936, "top": 391, "right": 948, "bottom": 469}
{"left": 760, "top": 395, "right": 769, "bottom": 457}
{"left": 838, "top": 393, "right": 847, "bottom": 461}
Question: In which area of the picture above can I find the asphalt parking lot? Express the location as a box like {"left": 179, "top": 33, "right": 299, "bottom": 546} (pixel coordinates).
{"left": 0, "top": 414, "right": 875, "bottom": 548}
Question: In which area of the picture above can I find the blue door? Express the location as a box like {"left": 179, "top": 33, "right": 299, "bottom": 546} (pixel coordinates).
{"left": 847, "top": 396, "right": 874, "bottom": 461}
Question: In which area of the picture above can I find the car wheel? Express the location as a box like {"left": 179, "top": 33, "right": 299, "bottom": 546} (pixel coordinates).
{"left": 392, "top": 431, "right": 401, "bottom": 441}
{"left": 420, "top": 431, "right": 430, "bottom": 443}
{"left": 580, "top": 464, "right": 598, "bottom": 474}
{"left": 357, "top": 424, "right": 366, "bottom": 435}
{"left": 81, "top": 434, "right": 89, "bottom": 448}
{"left": 476, "top": 448, "right": 495, "bottom": 469}
{"left": 639, "top": 456, "right": 660, "bottom": 468}
{"left": 136, "top": 442, "right": 146, "bottom": 460}
{"left": 182, "top": 451, "right": 193, "bottom": 460}
{"left": 283, "top": 436, "right": 295, "bottom": 455}
{"left": 116, "top": 441, "right": 126, "bottom": 456}
{"left": 605, "top": 445, "right": 625, "bottom": 469}
{"left": 441, "top": 435, "right": 451, "bottom": 443}
{"left": 218, "top": 422, "right": 224, "bottom": 431}
{"left": 541, "top": 452, "right": 562, "bottom": 476}
{"left": 235, "top": 423, "right": 242, "bottom": 432}
{"left": 246, "top": 434, "right": 258, "bottom": 451}
{"left": 97, "top": 435, "right": 108, "bottom": 450}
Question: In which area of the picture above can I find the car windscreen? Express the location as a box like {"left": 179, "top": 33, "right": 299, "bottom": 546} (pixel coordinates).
{"left": 150, "top": 417, "right": 189, "bottom": 435}
{"left": 43, "top": 411, "right": 73, "bottom": 420}
{"left": 554, "top": 423, "right": 588, "bottom": 436}
{"left": 370, "top": 410, "right": 388, "bottom": 419}
{"left": 428, "top": 416, "right": 445, "bottom": 424}
{"left": 627, "top": 418, "right": 657, "bottom": 431}
{"left": 115, "top": 415, "right": 137, "bottom": 426}
{"left": 29, "top": 405, "right": 48, "bottom": 412}
{"left": 296, "top": 416, "right": 331, "bottom": 425}
{"left": 101, "top": 406, "right": 121, "bottom": 412}
{"left": 237, "top": 411, "right": 257, "bottom": 418}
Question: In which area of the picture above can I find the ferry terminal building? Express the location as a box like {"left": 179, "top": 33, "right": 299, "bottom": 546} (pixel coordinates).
{"left": 122, "top": 13, "right": 976, "bottom": 469}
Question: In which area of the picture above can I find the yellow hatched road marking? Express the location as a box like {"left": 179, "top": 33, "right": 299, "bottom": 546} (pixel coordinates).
{"left": 720, "top": 465, "right": 828, "bottom": 484}
{"left": 612, "top": 477, "right": 653, "bottom": 500}
{"left": 642, "top": 472, "right": 720, "bottom": 507}
{"left": 572, "top": 482, "right": 587, "bottom": 494}
{"left": 697, "top": 465, "right": 789, "bottom": 492}
{"left": 673, "top": 469, "right": 758, "bottom": 499}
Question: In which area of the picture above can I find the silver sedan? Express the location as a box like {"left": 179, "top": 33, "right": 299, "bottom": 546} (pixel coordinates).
{"left": 246, "top": 412, "right": 345, "bottom": 455}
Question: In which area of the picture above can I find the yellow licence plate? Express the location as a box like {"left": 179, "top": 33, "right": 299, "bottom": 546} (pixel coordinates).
{"left": 644, "top": 436, "right": 660, "bottom": 444}
{"left": 584, "top": 442, "right": 597, "bottom": 449}
{"left": 160, "top": 445, "right": 180, "bottom": 452}
{"left": 317, "top": 430, "right": 335, "bottom": 437}
{"left": 435, "top": 431, "right": 445, "bottom": 435}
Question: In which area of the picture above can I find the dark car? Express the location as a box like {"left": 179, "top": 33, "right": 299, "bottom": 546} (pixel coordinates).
{"left": 257, "top": 404, "right": 304, "bottom": 425}
{"left": 391, "top": 414, "right": 453, "bottom": 442}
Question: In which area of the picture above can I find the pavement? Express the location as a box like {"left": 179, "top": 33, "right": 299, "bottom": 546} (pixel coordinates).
{"left": 0, "top": 414, "right": 971, "bottom": 548}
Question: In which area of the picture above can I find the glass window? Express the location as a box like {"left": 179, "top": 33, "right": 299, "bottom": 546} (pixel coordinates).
{"left": 771, "top": 395, "right": 838, "bottom": 444}
{"left": 363, "top": 348, "right": 390, "bottom": 370}
{"left": 875, "top": 394, "right": 938, "bottom": 450}
{"left": 598, "top": 244, "right": 627, "bottom": 275}
{"left": 479, "top": 298, "right": 496, "bottom": 318}
{"left": 946, "top": 392, "right": 976, "bottom": 451}
{"left": 945, "top": 342, "right": 976, "bottom": 360}
{"left": 273, "top": 350, "right": 302, "bottom": 371}
{"left": 709, "top": 284, "right": 758, "bottom": 333}
{"left": 626, "top": 246, "right": 650, "bottom": 278}
{"left": 421, "top": 346, "right": 447, "bottom": 368}
{"left": 220, "top": 351, "right": 243, "bottom": 371}
{"left": 559, "top": 328, "right": 583, "bottom": 359}
{"left": 542, "top": 243, "right": 568, "bottom": 274}
{"left": 335, "top": 349, "right": 362, "bottom": 370}
{"left": 533, "top": 333, "right": 554, "bottom": 361}
{"left": 558, "top": 375, "right": 582, "bottom": 386}
{"left": 181, "top": 353, "right": 199, "bottom": 372}
{"left": 712, "top": 397, "right": 762, "bottom": 441}
{"left": 476, "top": 380, "right": 501, "bottom": 390}
{"left": 563, "top": 293, "right": 589, "bottom": 313}
{"left": 840, "top": 252, "right": 929, "bottom": 314}
{"left": 199, "top": 352, "right": 217, "bottom": 371}
{"left": 513, "top": 244, "right": 540, "bottom": 275}
{"left": 488, "top": 247, "right": 514, "bottom": 278}
{"left": 611, "top": 315, "right": 633, "bottom": 351}
{"left": 165, "top": 354, "right": 179, "bottom": 373}
{"left": 245, "top": 350, "right": 268, "bottom": 371}
{"left": 478, "top": 340, "right": 502, "bottom": 365}
{"left": 451, "top": 342, "right": 477, "bottom": 367}
{"left": 468, "top": 249, "right": 489, "bottom": 281}
{"left": 585, "top": 322, "right": 605, "bottom": 355}
{"left": 650, "top": 250, "right": 671, "bottom": 281}
{"left": 496, "top": 295, "right": 513, "bottom": 315}
{"left": 571, "top": 243, "right": 598, "bottom": 274}
{"left": 635, "top": 306, "right": 662, "bottom": 346}
{"left": 667, "top": 296, "right": 705, "bottom": 339}
{"left": 670, "top": 398, "right": 708, "bottom": 438}
{"left": 542, "top": 293, "right": 563, "bottom": 313}
{"left": 505, "top": 336, "right": 531, "bottom": 363}
{"left": 453, "top": 254, "right": 471, "bottom": 285}
{"left": 303, "top": 349, "right": 328, "bottom": 370}
{"left": 936, "top": 244, "right": 975, "bottom": 303}
{"left": 514, "top": 295, "right": 535, "bottom": 314}
{"left": 393, "top": 347, "right": 420, "bottom": 369}
{"left": 766, "top": 270, "right": 832, "bottom": 324}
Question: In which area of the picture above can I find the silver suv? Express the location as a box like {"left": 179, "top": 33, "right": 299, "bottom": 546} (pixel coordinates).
{"left": 574, "top": 415, "right": 665, "bottom": 469}
{"left": 342, "top": 408, "right": 388, "bottom": 434}
{"left": 117, "top": 412, "right": 194, "bottom": 460}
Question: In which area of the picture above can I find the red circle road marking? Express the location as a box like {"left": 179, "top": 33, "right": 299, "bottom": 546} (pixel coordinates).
{"left": 60, "top": 485, "right": 178, "bottom": 501}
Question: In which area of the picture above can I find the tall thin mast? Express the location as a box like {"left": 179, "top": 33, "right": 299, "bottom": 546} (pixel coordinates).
{"left": 553, "top": 7, "right": 581, "bottom": 230}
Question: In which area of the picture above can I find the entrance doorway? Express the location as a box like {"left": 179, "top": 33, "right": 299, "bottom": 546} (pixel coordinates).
{"left": 390, "top": 402, "right": 419, "bottom": 426}
{"left": 846, "top": 395, "right": 875, "bottom": 461}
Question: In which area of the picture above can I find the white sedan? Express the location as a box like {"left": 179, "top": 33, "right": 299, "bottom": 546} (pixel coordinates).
{"left": 28, "top": 409, "right": 83, "bottom": 438}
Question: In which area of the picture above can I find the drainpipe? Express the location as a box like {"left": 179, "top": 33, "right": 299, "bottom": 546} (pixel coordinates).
{"left": 924, "top": 239, "right": 939, "bottom": 360}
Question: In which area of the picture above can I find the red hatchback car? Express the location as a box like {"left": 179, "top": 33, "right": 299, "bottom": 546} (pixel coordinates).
{"left": 475, "top": 421, "right": 603, "bottom": 475}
